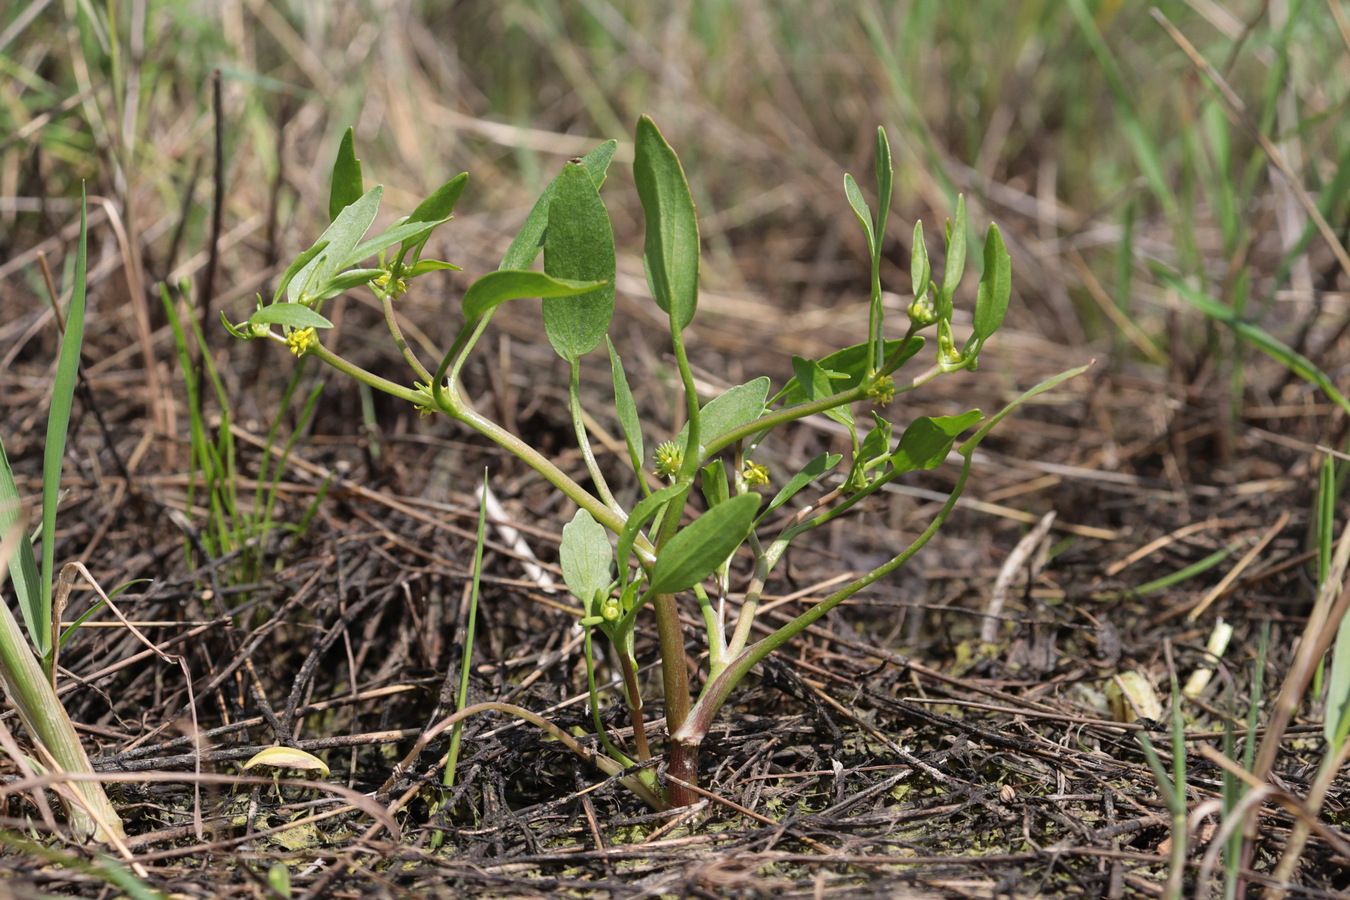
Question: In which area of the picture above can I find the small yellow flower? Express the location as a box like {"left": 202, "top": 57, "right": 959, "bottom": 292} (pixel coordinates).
{"left": 866, "top": 375, "right": 896, "bottom": 406}
{"left": 373, "top": 271, "right": 408, "bottom": 299}
{"left": 286, "top": 327, "right": 317, "bottom": 357}
{"left": 653, "top": 441, "right": 683, "bottom": 478}
{"left": 742, "top": 461, "right": 770, "bottom": 486}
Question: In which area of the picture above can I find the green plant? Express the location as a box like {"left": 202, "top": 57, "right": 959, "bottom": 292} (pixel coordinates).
{"left": 227, "top": 119, "right": 1083, "bottom": 809}
{"left": 161, "top": 283, "right": 329, "bottom": 584}
{"left": 0, "top": 190, "right": 125, "bottom": 841}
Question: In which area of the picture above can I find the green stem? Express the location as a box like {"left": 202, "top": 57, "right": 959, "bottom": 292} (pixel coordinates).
{"left": 382, "top": 294, "right": 432, "bottom": 384}
{"left": 568, "top": 361, "right": 620, "bottom": 512}
{"left": 707, "top": 362, "right": 942, "bottom": 460}
{"left": 675, "top": 453, "right": 974, "bottom": 745}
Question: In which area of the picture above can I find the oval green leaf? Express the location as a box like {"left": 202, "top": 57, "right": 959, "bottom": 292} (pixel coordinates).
{"left": 560, "top": 508, "right": 613, "bottom": 615}
{"left": 543, "top": 161, "right": 615, "bottom": 361}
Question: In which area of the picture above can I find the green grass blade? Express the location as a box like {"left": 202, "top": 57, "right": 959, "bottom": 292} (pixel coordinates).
{"left": 0, "top": 441, "right": 41, "bottom": 643}
{"left": 444, "top": 470, "right": 489, "bottom": 791}
{"left": 37, "top": 186, "right": 91, "bottom": 663}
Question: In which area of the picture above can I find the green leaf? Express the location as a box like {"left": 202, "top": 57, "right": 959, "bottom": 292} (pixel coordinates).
{"left": 634, "top": 116, "right": 699, "bottom": 331}
{"left": 890, "top": 410, "right": 983, "bottom": 474}
{"left": 911, "top": 221, "right": 930, "bottom": 302}
{"left": 36, "top": 187, "right": 92, "bottom": 660}
{"left": 937, "top": 195, "right": 967, "bottom": 317}
{"left": 247, "top": 304, "right": 335, "bottom": 330}
{"left": 340, "top": 217, "right": 452, "bottom": 271}
{"left": 461, "top": 270, "right": 606, "bottom": 321}
{"left": 309, "top": 268, "right": 384, "bottom": 302}
{"left": 698, "top": 377, "right": 771, "bottom": 449}
{"left": 844, "top": 174, "right": 875, "bottom": 255}
{"left": 407, "top": 259, "right": 461, "bottom": 277}
{"left": 790, "top": 357, "right": 853, "bottom": 428}
{"left": 649, "top": 493, "right": 760, "bottom": 595}
{"left": 329, "top": 127, "right": 363, "bottom": 221}
{"left": 700, "top": 460, "right": 728, "bottom": 509}
{"left": 543, "top": 161, "right": 616, "bottom": 361}
{"left": 607, "top": 338, "right": 645, "bottom": 481}
{"left": 500, "top": 141, "right": 618, "bottom": 272}
{"left": 760, "top": 452, "right": 841, "bottom": 521}
{"left": 961, "top": 364, "right": 1091, "bottom": 454}
{"left": 406, "top": 173, "right": 468, "bottom": 232}
{"left": 859, "top": 411, "right": 893, "bottom": 463}
{"left": 0, "top": 442, "right": 41, "bottom": 647}
{"left": 272, "top": 240, "right": 330, "bottom": 304}
{"left": 560, "top": 509, "right": 614, "bottom": 616}
{"left": 776, "top": 339, "right": 921, "bottom": 412}
{"left": 289, "top": 186, "right": 383, "bottom": 304}
{"left": 397, "top": 173, "right": 468, "bottom": 264}
{"left": 972, "top": 223, "right": 1010, "bottom": 343}
{"left": 874, "top": 127, "right": 893, "bottom": 224}
{"left": 616, "top": 482, "right": 688, "bottom": 592}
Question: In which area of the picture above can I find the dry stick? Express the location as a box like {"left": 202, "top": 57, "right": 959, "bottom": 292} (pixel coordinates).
{"left": 1249, "top": 523, "right": 1350, "bottom": 896}
{"left": 56, "top": 562, "right": 204, "bottom": 840}
{"left": 1187, "top": 509, "right": 1290, "bottom": 621}
{"left": 981, "top": 510, "right": 1055, "bottom": 643}
{"left": 0, "top": 714, "right": 60, "bottom": 836}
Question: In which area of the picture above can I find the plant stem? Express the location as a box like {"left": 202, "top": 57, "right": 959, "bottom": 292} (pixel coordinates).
{"left": 0, "top": 538, "right": 124, "bottom": 841}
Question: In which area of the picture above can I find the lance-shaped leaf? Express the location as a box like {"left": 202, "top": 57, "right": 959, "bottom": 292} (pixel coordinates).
{"left": 936, "top": 195, "right": 967, "bottom": 320}
{"left": 649, "top": 493, "right": 760, "bottom": 595}
{"left": 329, "top": 127, "right": 363, "bottom": 221}
{"left": 560, "top": 509, "right": 614, "bottom": 616}
{"left": 398, "top": 172, "right": 468, "bottom": 263}
{"left": 543, "top": 160, "right": 615, "bottom": 361}
{"left": 634, "top": 116, "right": 699, "bottom": 331}
{"left": 247, "top": 304, "right": 335, "bottom": 331}
{"left": 911, "top": 221, "right": 930, "bottom": 304}
{"left": 272, "top": 240, "right": 329, "bottom": 304}
{"left": 890, "top": 410, "right": 983, "bottom": 474}
{"left": 500, "top": 140, "right": 618, "bottom": 272}
{"left": 289, "top": 186, "right": 383, "bottom": 304}
{"left": 845, "top": 173, "right": 875, "bottom": 256}
{"left": 461, "top": 270, "right": 606, "bottom": 321}
{"left": 971, "top": 223, "right": 1010, "bottom": 345}
{"left": 607, "top": 338, "right": 645, "bottom": 480}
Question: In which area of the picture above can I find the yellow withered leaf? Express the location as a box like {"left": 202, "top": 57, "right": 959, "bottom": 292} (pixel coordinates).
{"left": 242, "top": 746, "right": 330, "bottom": 776}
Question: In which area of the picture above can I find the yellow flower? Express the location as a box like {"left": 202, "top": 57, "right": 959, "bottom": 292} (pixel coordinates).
{"left": 286, "top": 327, "right": 317, "bottom": 356}
{"left": 866, "top": 375, "right": 896, "bottom": 406}
{"left": 742, "top": 461, "right": 770, "bottom": 486}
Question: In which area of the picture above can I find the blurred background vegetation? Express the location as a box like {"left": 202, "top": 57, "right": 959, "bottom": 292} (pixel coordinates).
{"left": 5, "top": 0, "right": 1346, "bottom": 400}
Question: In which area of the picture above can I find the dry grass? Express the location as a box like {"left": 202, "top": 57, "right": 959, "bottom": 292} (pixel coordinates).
{"left": 2, "top": 1, "right": 1350, "bottom": 897}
